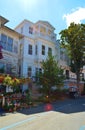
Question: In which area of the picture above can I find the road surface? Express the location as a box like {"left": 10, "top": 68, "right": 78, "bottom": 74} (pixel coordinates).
{"left": 0, "top": 97, "right": 85, "bottom": 130}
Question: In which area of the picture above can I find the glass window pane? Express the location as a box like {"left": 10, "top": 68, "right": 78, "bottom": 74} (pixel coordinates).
{"left": 28, "top": 67, "right": 32, "bottom": 77}
{"left": 35, "top": 45, "right": 37, "bottom": 55}
{"left": 48, "top": 47, "right": 52, "bottom": 55}
{"left": 29, "top": 27, "right": 33, "bottom": 34}
{"left": 28, "top": 44, "right": 32, "bottom": 55}
{"left": 0, "top": 63, "right": 5, "bottom": 73}
{"left": 1, "top": 34, "right": 7, "bottom": 50}
{"left": 14, "top": 41, "right": 18, "bottom": 53}
{"left": 42, "top": 45, "right": 45, "bottom": 55}
{"left": 6, "top": 64, "right": 11, "bottom": 74}
{"left": 7, "top": 37, "right": 13, "bottom": 52}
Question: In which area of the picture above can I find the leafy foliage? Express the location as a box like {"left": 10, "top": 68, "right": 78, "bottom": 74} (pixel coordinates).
{"left": 37, "top": 54, "right": 65, "bottom": 95}
{"left": 60, "top": 22, "right": 85, "bottom": 87}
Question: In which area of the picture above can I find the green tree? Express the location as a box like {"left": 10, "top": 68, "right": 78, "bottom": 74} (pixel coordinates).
{"left": 37, "top": 54, "right": 65, "bottom": 96}
{"left": 60, "top": 22, "right": 85, "bottom": 88}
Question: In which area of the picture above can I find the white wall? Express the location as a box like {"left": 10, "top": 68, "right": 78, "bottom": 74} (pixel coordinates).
{"left": 15, "top": 19, "right": 59, "bottom": 78}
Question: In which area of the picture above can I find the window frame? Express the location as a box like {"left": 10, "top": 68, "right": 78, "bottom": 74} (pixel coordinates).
{"left": 42, "top": 45, "right": 45, "bottom": 55}
{"left": 48, "top": 47, "right": 52, "bottom": 55}
{"left": 28, "top": 67, "right": 32, "bottom": 77}
{"left": 28, "top": 44, "right": 32, "bottom": 55}
{"left": 7, "top": 37, "right": 13, "bottom": 52}
{"left": 1, "top": 34, "right": 7, "bottom": 50}
{"left": 35, "top": 45, "right": 38, "bottom": 55}
{"left": 29, "top": 27, "right": 33, "bottom": 34}
{"left": 14, "top": 41, "right": 18, "bottom": 53}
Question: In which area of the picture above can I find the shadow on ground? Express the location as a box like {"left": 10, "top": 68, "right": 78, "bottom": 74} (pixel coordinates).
{"left": 0, "top": 97, "right": 85, "bottom": 116}
{"left": 16, "top": 97, "right": 85, "bottom": 115}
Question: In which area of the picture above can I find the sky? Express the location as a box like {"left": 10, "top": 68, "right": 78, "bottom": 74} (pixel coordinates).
{"left": 0, "top": 0, "right": 85, "bottom": 38}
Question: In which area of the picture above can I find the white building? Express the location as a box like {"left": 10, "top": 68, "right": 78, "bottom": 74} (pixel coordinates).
{"left": 0, "top": 16, "right": 23, "bottom": 75}
{"left": 0, "top": 16, "right": 84, "bottom": 92}
{"left": 15, "top": 19, "right": 59, "bottom": 79}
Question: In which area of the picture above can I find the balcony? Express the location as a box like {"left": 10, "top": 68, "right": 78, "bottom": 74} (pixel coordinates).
{"left": 34, "top": 32, "right": 56, "bottom": 42}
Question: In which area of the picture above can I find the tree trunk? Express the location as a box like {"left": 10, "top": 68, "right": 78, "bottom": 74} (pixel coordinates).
{"left": 76, "top": 71, "right": 80, "bottom": 91}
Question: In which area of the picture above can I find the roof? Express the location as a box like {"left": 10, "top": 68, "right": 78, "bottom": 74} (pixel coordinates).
{"left": 35, "top": 20, "right": 55, "bottom": 30}
{"left": 15, "top": 19, "right": 34, "bottom": 30}
{"left": 1, "top": 26, "right": 23, "bottom": 38}
{"left": 0, "top": 16, "right": 9, "bottom": 25}
{"left": 15, "top": 19, "right": 55, "bottom": 31}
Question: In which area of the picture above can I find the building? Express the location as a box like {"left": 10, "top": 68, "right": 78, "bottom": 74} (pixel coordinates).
{"left": 0, "top": 16, "right": 84, "bottom": 93}
{"left": 0, "top": 16, "right": 23, "bottom": 76}
{"left": 15, "top": 19, "right": 59, "bottom": 80}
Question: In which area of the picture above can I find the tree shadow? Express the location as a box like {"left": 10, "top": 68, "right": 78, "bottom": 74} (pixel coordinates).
{"left": 17, "top": 97, "right": 85, "bottom": 115}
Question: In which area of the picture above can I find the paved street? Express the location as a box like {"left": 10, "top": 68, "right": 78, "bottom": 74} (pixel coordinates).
{"left": 0, "top": 97, "right": 85, "bottom": 130}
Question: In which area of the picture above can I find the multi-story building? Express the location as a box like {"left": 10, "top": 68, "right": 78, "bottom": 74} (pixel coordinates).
{"left": 15, "top": 19, "right": 58, "bottom": 80}
{"left": 0, "top": 16, "right": 23, "bottom": 76}
{"left": 0, "top": 16, "right": 84, "bottom": 92}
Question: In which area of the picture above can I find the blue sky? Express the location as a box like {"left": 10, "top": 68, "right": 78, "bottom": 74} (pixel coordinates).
{"left": 0, "top": 0, "right": 85, "bottom": 38}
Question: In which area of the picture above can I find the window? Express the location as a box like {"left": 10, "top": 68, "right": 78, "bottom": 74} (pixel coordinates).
{"left": 39, "top": 68, "right": 42, "bottom": 74}
{"left": 28, "top": 67, "right": 32, "bottom": 77}
{"left": 1, "top": 34, "right": 13, "bottom": 52}
{"left": 35, "top": 68, "right": 42, "bottom": 74}
{"left": 48, "top": 47, "right": 52, "bottom": 55}
{"left": 29, "top": 27, "right": 33, "bottom": 34}
{"left": 7, "top": 37, "right": 13, "bottom": 52}
{"left": 36, "top": 68, "right": 38, "bottom": 73}
{"left": 0, "top": 63, "right": 5, "bottom": 73}
{"left": 6, "top": 64, "right": 11, "bottom": 74}
{"left": 42, "top": 45, "right": 45, "bottom": 55}
{"left": 28, "top": 44, "right": 32, "bottom": 55}
{"left": 14, "top": 41, "right": 18, "bottom": 53}
{"left": 0, "top": 46, "right": 3, "bottom": 59}
{"left": 35, "top": 68, "right": 42, "bottom": 82}
{"left": 1, "top": 34, "right": 7, "bottom": 50}
{"left": 35, "top": 45, "right": 38, "bottom": 55}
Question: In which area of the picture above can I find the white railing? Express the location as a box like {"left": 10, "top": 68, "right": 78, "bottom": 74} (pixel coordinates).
{"left": 35, "top": 32, "right": 56, "bottom": 42}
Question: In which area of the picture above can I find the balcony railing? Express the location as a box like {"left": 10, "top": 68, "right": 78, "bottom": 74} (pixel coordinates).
{"left": 35, "top": 32, "right": 56, "bottom": 42}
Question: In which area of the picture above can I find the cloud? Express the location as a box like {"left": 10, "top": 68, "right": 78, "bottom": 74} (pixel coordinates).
{"left": 63, "top": 7, "right": 85, "bottom": 27}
